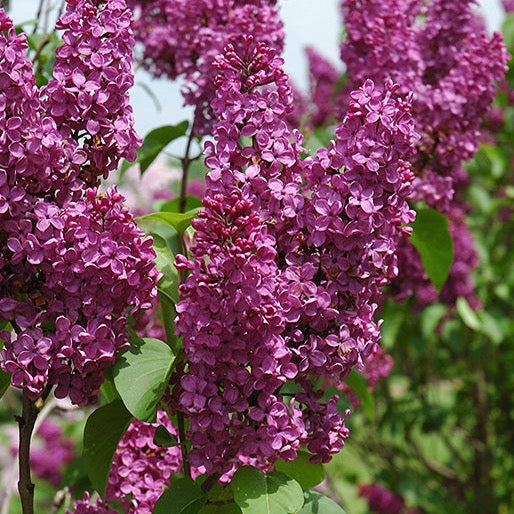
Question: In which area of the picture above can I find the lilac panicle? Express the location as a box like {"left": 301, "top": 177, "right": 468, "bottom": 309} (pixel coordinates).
{"left": 68, "top": 411, "right": 181, "bottom": 513}
{"left": 128, "top": 0, "right": 284, "bottom": 134}
{"left": 43, "top": 0, "right": 141, "bottom": 185}
{"left": 173, "top": 37, "right": 418, "bottom": 474}
{"left": 1, "top": 189, "right": 158, "bottom": 404}
{"left": 341, "top": 0, "right": 509, "bottom": 307}
{"left": 0, "top": 4, "right": 157, "bottom": 405}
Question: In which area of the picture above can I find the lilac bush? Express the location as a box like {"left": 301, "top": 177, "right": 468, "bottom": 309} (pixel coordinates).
{"left": 0, "top": 0, "right": 510, "bottom": 512}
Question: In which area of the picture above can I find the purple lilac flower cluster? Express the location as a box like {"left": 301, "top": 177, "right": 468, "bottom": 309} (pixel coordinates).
{"left": 105, "top": 410, "right": 182, "bottom": 513}
{"left": 0, "top": 2, "right": 157, "bottom": 405}
{"left": 504, "top": 0, "right": 514, "bottom": 12}
{"left": 43, "top": 0, "right": 140, "bottom": 185}
{"left": 172, "top": 37, "right": 418, "bottom": 475}
{"left": 359, "top": 483, "right": 422, "bottom": 514}
{"left": 289, "top": 47, "right": 343, "bottom": 130}
{"left": 69, "top": 493, "right": 117, "bottom": 514}
{"left": 341, "top": 0, "right": 509, "bottom": 307}
{"left": 1, "top": 189, "right": 158, "bottom": 404}
{"left": 69, "top": 410, "right": 181, "bottom": 513}
{"left": 29, "top": 420, "right": 74, "bottom": 486}
{"left": 127, "top": 0, "right": 284, "bottom": 134}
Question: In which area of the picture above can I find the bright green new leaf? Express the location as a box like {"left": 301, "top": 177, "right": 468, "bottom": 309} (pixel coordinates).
{"left": 231, "top": 466, "right": 304, "bottom": 514}
{"left": 298, "top": 491, "right": 346, "bottom": 514}
{"left": 274, "top": 450, "right": 324, "bottom": 490}
{"left": 456, "top": 297, "right": 482, "bottom": 332}
{"left": 410, "top": 207, "right": 454, "bottom": 292}
{"left": 83, "top": 400, "right": 133, "bottom": 498}
{"left": 345, "top": 369, "right": 375, "bottom": 420}
{"left": 153, "top": 478, "right": 207, "bottom": 514}
{"left": 152, "top": 234, "right": 179, "bottom": 303}
{"left": 113, "top": 336, "right": 174, "bottom": 422}
{"left": 137, "top": 210, "right": 198, "bottom": 235}
{"left": 161, "top": 196, "right": 203, "bottom": 213}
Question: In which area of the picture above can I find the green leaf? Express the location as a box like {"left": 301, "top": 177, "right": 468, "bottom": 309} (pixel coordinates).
{"left": 274, "top": 451, "right": 324, "bottom": 490}
{"left": 231, "top": 467, "right": 304, "bottom": 514}
{"left": 137, "top": 210, "right": 198, "bottom": 235}
{"left": 154, "top": 478, "right": 207, "bottom": 514}
{"left": 113, "top": 336, "right": 174, "bottom": 422}
{"left": 345, "top": 369, "right": 375, "bottom": 420}
{"left": 83, "top": 400, "right": 132, "bottom": 498}
{"left": 100, "top": 368, "right": 120, "bottom": 403}
{"left": 379, "top": 300, "right": 406, "bottom": 350}
{"left": 0, "top": 370, "right": 10, "bottom": 399}
{"left": 456, "top": 297, "right": 481, "bottom": 332}
{"left": 298, "top": 491, "right": 345, "bottom": 514}
{"left": 420, "top": 303, "right": 447, "bottom": 339}
{"left": 199, "top": 505, "right": 241, "bottom": 514}
{"left": 136, "top": 122, "right": 189, "bottom": 174}
{"left": 159, "top": 291, "right": 181, "bottom": 354}
{"left": 152, "top": 234, "right": 179, "bottom": 303}
{"left": 410, "top": 207, "right": 454, "bottom": 292}
{"left": 161, "top": 196, "right": 203, "bottom": 213}
{"left": 153, "top": 425, "right": 180, "bottom": 447}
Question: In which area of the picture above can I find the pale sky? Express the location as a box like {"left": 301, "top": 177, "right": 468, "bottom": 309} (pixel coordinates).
{"left": 8, "top": 0, "right": 508, "bottom": 136}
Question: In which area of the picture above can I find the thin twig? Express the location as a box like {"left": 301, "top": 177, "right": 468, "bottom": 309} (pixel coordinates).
{"left": 32, "top": 0, "right": 46, "bottom": 34}
{"left": 31, "top": 34, "right": 51, "bottom": 65}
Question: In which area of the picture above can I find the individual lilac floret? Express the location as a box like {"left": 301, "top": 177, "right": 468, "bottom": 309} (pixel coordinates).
{"left": 128, "top": 0, "right": 284, "bottom": 134}
{"left": 43, "top": 0, "right": 141, "bottom": 185}
{"left": 1, "top": 189, "right": 158, "bottom": 405}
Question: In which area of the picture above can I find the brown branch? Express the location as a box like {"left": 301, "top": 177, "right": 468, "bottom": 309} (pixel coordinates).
{"left": 17, "top": 393, "right": 39, "bottom": 514}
